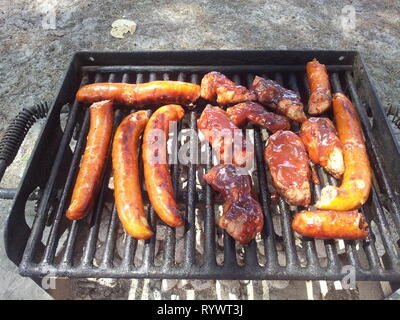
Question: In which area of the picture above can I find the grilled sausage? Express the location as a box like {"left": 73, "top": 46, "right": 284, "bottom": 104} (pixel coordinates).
{"left": 292, "top": 210, "right": 369, "bottom": 240}
{"left": 306, "top": 59, "right": 332, "bottom": 114}
{"left": 252, "top": 76, "right": 307, "bottom": 122}
{"left": 143, "top": 105, "right": 185, "bottom": 227}
{"left": 264, "top": 130, "right": 311, "bottom": 207}
{"left": 226, "top": 101, "right": 291, "bottom": 132}
{"left": 112, "top": 111, "right": 153, "bottom": 239}
{"left": 315, "top": 93, "right": 372, "bottom": 211}
{"left": 197, "top": 105, "right": 253, "bottom": 167}
{"left": 76, "top": 81, "right": 201, "bottom": 107}
{"left": 299, "top": 117, "right": 344, "bottom": 179}
{"left": 66, "top": 100, "right": 114, "bottom": 220}
{"left": 203, "top": 164, "right": 264, "bottom": 244}
{"left": 200, "top": 71, "right": 256, "bottom": 105}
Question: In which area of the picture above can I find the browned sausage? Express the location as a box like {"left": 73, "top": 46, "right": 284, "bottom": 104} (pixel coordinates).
{"left": 142, "top": 105, "right": 185, "bottom": 227}
{"left": 292, "top": 210, "right": 369, "bottom": 240}
{"left": 306, "top": 59, "right": 332, "bottom": 114}
{"left": 252, "top": 76, "right": 307, "bottom": 122}
{"left": 315, "top": 93, "right": 372, "bottom": 210}
{"left": 203, "top": 164, "right": 264, "bottom": 244}
{"left": 226, "top": 101, "right": 291, "bottom": 132}
{"left": 264, "top": 130, "right": 311, "bottom": 207}
{"left": 200, "top": 72, "right": 256, "bottom": 105}
{"left": 197, "top": 105, "right": 253, "bottom": 167}
{"left": 66, "top": 100, "right": 114, "bottom": 220}
{"left": 112, "top": 111, "right": 153, "bottom": 239}
{"left": 299, "top": 117, "right": 344, "bottom": 179}
{"left": 76, "top": 81, "right": 201, "bottom": 107}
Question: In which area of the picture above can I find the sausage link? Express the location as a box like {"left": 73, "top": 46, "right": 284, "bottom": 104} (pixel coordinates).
{"left": 292, "top": 210, "right": 369, "bottom": 240}
{"left": 76, "top": 81, "right": 201, "bottom": 107}
{"left": 143, "top": 105, "right": 185, "bottom": 227}
{"left": 112, "top": 111, "right": 153, "bottom": 239}
{"left": 315, "top": 93, "right": 372, "bottom": 210}
{"left": 66, "top": 100, "right": 114, "bottom": 220}
{"left": 226, "top": 101, "right": 290, "bottom": 132}
{"left": 306, "top": 59, "right": 332, "bottom": 114}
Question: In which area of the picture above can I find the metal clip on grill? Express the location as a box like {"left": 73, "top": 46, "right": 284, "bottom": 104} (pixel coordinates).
{"left": 3, "top": 51, "right": 400, "bottom": 281}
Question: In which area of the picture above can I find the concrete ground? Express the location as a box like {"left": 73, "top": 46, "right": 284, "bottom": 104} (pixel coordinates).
{"left": 0, "top": 0, "right": 399, "bottom": 300}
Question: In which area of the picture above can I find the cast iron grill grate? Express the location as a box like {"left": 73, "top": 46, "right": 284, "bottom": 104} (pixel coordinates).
{"left": 4, "top": 51, "right": 400, "bottom": 280}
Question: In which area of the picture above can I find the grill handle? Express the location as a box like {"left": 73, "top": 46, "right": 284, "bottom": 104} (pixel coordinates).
{"left": 0, "top": 102, "right": 49, "bottom": 184}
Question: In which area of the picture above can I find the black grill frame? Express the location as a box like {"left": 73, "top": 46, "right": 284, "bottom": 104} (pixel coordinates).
{"left": 4, "top": 50, "right": 400, "bottom": 281}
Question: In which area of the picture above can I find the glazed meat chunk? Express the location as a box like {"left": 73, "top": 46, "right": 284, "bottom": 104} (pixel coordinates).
{"left": 264, "top": 130, "right": 311, "bottom": 207}
{"left": 252, "top": 76, "right": 307, "bottom": 122}
{"left": 299, "top": 117, "right": 344, "bottom": 179}
{"left": 226, "top": 101, "right": 290, "bottom": 132}
{"left": 198, "top": 105, "right": 253, "bottom": 167}
{"left": 203, "top": 164, "right": 264, "bottom": 244}
{"left": 200, "top": 71, "right": 256, "bottom": 105}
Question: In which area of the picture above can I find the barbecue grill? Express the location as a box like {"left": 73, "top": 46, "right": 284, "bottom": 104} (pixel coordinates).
{"left": 3, "top": 50, "right": 400, "bottom": 281}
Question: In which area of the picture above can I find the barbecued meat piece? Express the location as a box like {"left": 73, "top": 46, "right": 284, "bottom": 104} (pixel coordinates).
{"left": 264, "top": 130, "right": 311, "bottom": 207}
{"left": 197, "top": 105, "right": 253, "bottom": 167}
{"left": 226, "top": 101, "right": 291, "bottom": 132}
{"left": 203, "top": 164, "right": 264, "bottom": 244}
{"left": 200, "top": 71, "right": 256, "bottom": 105}
{"left": 252, "top": 76, "right": 307, "bottom": 122}
{"left": 299, "top": 117, "right": 344, "bottom": 179}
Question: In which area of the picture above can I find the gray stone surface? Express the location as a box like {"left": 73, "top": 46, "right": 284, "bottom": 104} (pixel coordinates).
{"left": 0, "top": 0, "right": 399, "bottom": 300}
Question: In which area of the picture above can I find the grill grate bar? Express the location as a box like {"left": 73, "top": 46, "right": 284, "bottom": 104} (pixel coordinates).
{"left": 203, "top": 141, "right": 217, "bottom": 268}
{"left": 244, "top": 240, "right": 258, "bottom": 268}
{"left": 81, "top": 65, "right": 353, "bottom": 74}
{"left": 60, "top": 220, "right": 79, "bottom": 266}
{"left": 184, "top": 103, "right": 198, "bottom": 266}
{"left": 100, "top": 205, "right": 119, "bottom": 268}
{"left": 253, "top": 127, "right": 278, "bottom": 269}
{"left": 370, "top": 189, "right": 400, "bottom": 269}
{"left": 361, "top": 207, "right": 383, "bottom": 271}
{"left": 288, "top": 72, "right": 321, "bottom": 270}
{"left": 243, "top": 74, "right": 260, "bottom": 268}
{"left": 162, "top": 72, "right": 177, "bottom": 268}
{"left": 305, "top": 168, "right": 322, "bottom": 269}
{"left": 81, "top": 164, "right": 113, "bottom": 268}
{"left": 223, "top": 230, "right": 237, "bottom": 267}
{"left": 142, "top": 72, "right": 158, "bottom": 268}
{"left": 273, "top": 72, "right": 299, "bottom": 268}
